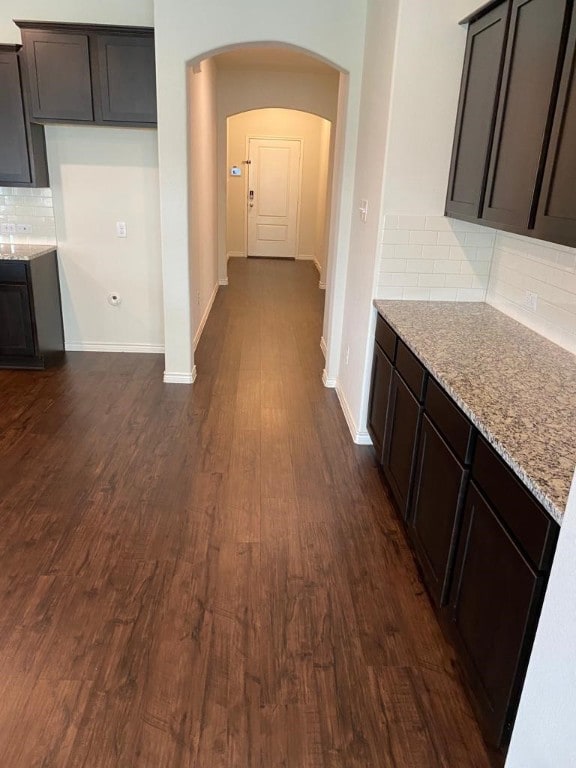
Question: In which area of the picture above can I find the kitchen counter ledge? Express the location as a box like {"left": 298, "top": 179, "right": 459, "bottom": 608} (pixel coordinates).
{"left": 373, "top": 300, "right": 576, "bottom": 525}
{"left": 0, "top": 243, "right": 56, "bottom": 261}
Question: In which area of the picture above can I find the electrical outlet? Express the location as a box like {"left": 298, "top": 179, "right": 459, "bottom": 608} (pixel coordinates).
{"left": 16, "top": 223, "right": 32, "bottom": 234}
{"left": 0, "top": 223, "right": 16, "bottom": 235}
{"left": 116, "top": 221, "right": 127, "bottom": 238}
{"left": 196, "top": 291, "right": 201, "bottom": 306}
{"left": 524, "top": 290, "right": 538, "bottom": 312}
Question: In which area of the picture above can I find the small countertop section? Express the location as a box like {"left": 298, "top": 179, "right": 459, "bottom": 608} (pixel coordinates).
{"left": 0, "top": 244, "right": 56, "bottom": 261}
{"left": 373, "top": 300, "right": 576, "bottom": 525}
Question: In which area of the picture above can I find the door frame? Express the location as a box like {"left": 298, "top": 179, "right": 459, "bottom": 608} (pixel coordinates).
{"left": 244, "top": 134, "right": 303, "bottom": 259}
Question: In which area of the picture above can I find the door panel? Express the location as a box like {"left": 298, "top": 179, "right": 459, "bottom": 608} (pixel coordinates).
{"left": 0, "top": 283, "right": 35, "bottom": 356}
{"left": 0, "top": 52, "right": 31, "bottom": 184}
{"left": 482, "top": 0, "right": 569, "bottom": 231}
{"left": 96, "top": 34, "right": 157, "bottom": 123}
{"left": 247, "top": 138, "right": 301, "bottom": 258}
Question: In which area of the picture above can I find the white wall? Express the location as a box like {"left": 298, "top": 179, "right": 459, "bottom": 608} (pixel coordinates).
{"left": 46, "top": 126, "right": 163, "bottom": 351}
{"left": 154, "top": 0, "right": 368, "bottom": 381}
{"left": 188, "top": 59, "right": 219, "bottom": 356}
{"left": 487, "top": 233, "right": 576, "bottom": 356}
{"left": 505, "top": 469, "right": 576, "bottom": 767}
{"left": 226, "top": 108, "right": 330, "bottom": 269}
{"left": 315, "top": 118, "right": 332, "bottom": 286}
{"left": 216, "top": 66, "right": 339, "bottom": 285}
{"left": 330, "top": 0, "right": 400, "bottom": 439}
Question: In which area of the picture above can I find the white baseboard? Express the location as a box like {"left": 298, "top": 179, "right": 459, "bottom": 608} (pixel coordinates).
{"left": 322, "top": 369, "right": 337, "bottom": 388}
{"left": 164, "top": 367, "right": 197, "bottom": 384}
{"left": 65, "top": 341, "right": 164, "bottom": 353}
{"left": 320, "top": 336, "right": 327, "bottom": 359}
{"left": 313, "top": 258, "right": 322, "bottom": 275}
{"left": 335, "top": 383, "right": 373, "bottom": 446}
{"left": 193, "top": 282, "right": 219, "bottom": 351}
{"left": 219, "top": 277, "right": 229, "bottom": 286}
{"left": 227, "top": 251, "right": 245, "bottom": 259}
{"left": 319, "top": 280, "right": 326, "bottom": 290}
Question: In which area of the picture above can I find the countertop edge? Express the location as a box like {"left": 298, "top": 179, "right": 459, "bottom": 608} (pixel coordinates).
{"left": 373, "top": 301, "right": 564, "bottom": 526}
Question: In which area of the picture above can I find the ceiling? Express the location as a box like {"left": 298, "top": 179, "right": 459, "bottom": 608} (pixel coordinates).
{"left": 213, "top": 46, "right": 338, "bottom": 75}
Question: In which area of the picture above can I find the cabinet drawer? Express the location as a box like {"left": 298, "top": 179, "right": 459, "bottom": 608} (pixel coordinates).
{"left": 472, "top": 436, "right": 558, "bottom": 570}
{"left": 375, "top": 313, "right": 396, "bottom": 362}
{"left": 396, "top": 340, "right": 427, "bottom": 402}
{"left": 425, "top": 378, "right": 474, "bottom": 464}
{"left": 0, "top": 261, "right": 27, "bottom": 283}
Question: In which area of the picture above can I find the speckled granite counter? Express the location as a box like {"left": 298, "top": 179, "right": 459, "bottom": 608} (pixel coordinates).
{"left": 373, "top": 300, "right": 576, "bottom": 525}
{"left": 0, "top": 244, "right": 56, "bottom": 261}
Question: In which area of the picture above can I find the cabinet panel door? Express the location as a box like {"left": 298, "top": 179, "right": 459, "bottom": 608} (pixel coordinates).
{"left": 409, "top": 416, "right": 468, "bottom": 607}
{"left": 534, "top": 13, "right": 576, "bottom": 246}
{"left": 449, "top": 483, "right": 542, "bottom": 747}
{"left": 23, "top": 31, "right": 93, "bottom": 121}
{"left": 0, "top": 52, "right": 31, "bottom": 185}
{"left": 96, "top": 35, "right": 157, "bottom": 123}
{"left": 482, "top": 0, "right": 570, "bottom": 231}
{"left": 445, "top": 3, "right": 509, "bottom": 220}
{"left": 0, "top": 283, "right": 35, "bottom": 356}
{"left": 382, "top": 371, "right": 421, "bottom": 518}
{"left": 367, "top": 342, "right": 393, "bottom": 462}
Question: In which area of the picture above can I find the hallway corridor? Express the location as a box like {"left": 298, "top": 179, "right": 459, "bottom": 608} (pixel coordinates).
{"left": 0, "top": 259, "right": 494, "bottom": 766}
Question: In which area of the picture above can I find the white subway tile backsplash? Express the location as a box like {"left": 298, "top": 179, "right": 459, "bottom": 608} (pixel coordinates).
{"left": 409, "top": 230, "right": 438, "bottom": 245}
{"left": 406, "top": 259, "right": 435, "bottom": 274}
{"left": 465, "top": 232, "right": 495, "bottom": 247}
{"left": 422, "top": 244, "right": 450, "bottom": 260}
{"left": 456, "top": 288, "right": 486, "bottom": 302}
{"left": 418, "top": 273, "right": 446, "bottom": 287}
{"left": 382, "top": 229, "right": 410, "bottom": 245}
{"left": 0, "top": 187, "right": 55, "bottom": 246}
{"left": 402, "top": 287, "right": 431, "bottom": 300}
{"left": 434, "top": 259, "right": 461, "bottom": 274}
{"left": 398, "top": 215, "right": 426, "bottom": 230}
{"left": 437, "top": 230, "right": 468, "bottom": 246}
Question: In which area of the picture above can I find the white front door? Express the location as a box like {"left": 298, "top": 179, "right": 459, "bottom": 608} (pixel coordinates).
{"left": 247, "top": 138, "right": 302, "bottom": 258}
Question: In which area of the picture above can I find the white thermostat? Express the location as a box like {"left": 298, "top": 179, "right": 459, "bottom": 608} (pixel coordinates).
{"left": 230, "top": 166, "right": 242, "bottom": 176}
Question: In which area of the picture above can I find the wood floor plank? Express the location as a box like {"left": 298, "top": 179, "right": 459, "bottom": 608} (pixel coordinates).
{"left": 0, "top": 258, "right": 496, "bottom": 767}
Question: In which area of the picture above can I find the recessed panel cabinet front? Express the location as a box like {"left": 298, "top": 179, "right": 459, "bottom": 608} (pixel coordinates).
{"left": 445, "top": 2, "right": 509, "bottom": 220}
{"left": 481, "top": 0, "right": 570, "bottom": 232}
{"left": 367, "top": 342, "right": 393, "bottom": 462}
{"left": 96, "top": 35, "right": 157, "bottom": 123}
{"left": 0, "top": 282, "right": 35, "bottom": 357}
{"left": 0, "top": 50, "right": 31, "bottom": 184}
{"left": 535, "top": 10, "right": 576, "bottom": 246}
{"left": 22, "top": 30, "right": 93, "bottom": 121}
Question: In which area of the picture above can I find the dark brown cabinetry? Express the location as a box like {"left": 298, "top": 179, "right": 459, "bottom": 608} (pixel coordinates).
{"left": 0, "top": 45, "right": 49, "bottom": 187}
{"left": 367, "top": 314, "right": 397, "bottom": 460}
{"left": 409, "top": 381, "right": 475, "bottom": 608}
{"left": 534, "top": 9, "right": 576, "bottom": 244}
{"left": 0, "top": 252, "right": 65, "bottom": 369}
{"left": 368, "top": 310, "right": 559, "bottom": 752}
{"left": 446, "top": 2, "right": 509, "bottom": 220}
{"left": 17, "top": 22, "right": 157, "bottom": 128}
{"left": 447, "top": 0, "right": 576, "bottom": 247}
{"left": 449, "top": 435, "right": 558, "bottom": 749}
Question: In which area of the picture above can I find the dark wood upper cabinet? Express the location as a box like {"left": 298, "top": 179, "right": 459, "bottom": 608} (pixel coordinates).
{"left": 534, "top": 9, "right": 576, "bottom": 246}
{"left": 481, "top": 0, "right": 571, "bottom": 232}
{"left": 445, "top": 2, "right": 509, "bottom": 220}
{"left": 96, "top": 35, "right": 156, "bottom": 123}
{"left": 21, "top": 30, "right": 94, "bottom": 121}
{"left": 0, "top": 45, "right": 49, "bottom": 187}
{"left": 16, "top": 22, "right": 156, "bottom": 128}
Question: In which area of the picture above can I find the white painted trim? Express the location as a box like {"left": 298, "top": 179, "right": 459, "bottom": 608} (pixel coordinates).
{"left": 193, "top": 282, "right": 219, "bottom": 351}
{"left": 313, "top": 258, "right": 322, "bottom": 275}
{"left": 164, "top": 367, "right": 197, "bottom": 384}
{"left": 219, "top": 277, "right": 229, "bottom": 286}
{"left": 319, "top": 281, "right": 326, "bottom": 290}
{"left": 297, "top": 254, "right": 316, "bottom": 261}
{"left": 336, "top": 382, "right": 373, "bottom": 446}
{"left": 65, "top": 342, "right": 165, "bottom": 353}
{"left": 322, "top": 369, "right": 337, "bottom": 388}
{"left": 227, "top": 251, "right": 245, "bottom": 258}
{"left": 320, "top": 336, "right": 327, "bottom": 359}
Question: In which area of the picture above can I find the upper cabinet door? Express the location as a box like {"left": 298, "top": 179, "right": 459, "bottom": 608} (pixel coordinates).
{"left": 445, "top": 3, "right": 509, "bottom": 221}
{"left": 96, "top": 35, "right": 157, "bottom": 123}
{"left": 0, "top": 50, "right": 31, "bottom": 184}
{"left": 481, "top": 0, "right": 571, "bottom": 232}
{"left": 22, "top": 30, "right": 94, "bottom": 121}
{"left": 534, "top": 13, "right": 576, "bottom": 246}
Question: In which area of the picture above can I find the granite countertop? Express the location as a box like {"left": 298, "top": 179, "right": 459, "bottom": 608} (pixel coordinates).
{"left": 0, "top": 244, "right": 56, "bottom": 261}
{"left": 373, "top": 300, "right": 576, "bottom": 525}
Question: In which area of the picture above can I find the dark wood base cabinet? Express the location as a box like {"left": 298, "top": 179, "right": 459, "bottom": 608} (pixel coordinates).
{"left": 0, "top": 251, "right": 65, "bottom": 369}
{"left": 368, "top": 311, "right": 559, "bottom": 754}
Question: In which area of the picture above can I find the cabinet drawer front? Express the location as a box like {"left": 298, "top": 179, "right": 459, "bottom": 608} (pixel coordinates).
{"left": 472, "top": 436, "right": 557, "bottom": 569}
{"left": 0, "top": 261, "right": 27, "bottom": 283}
{"left": 375, "top": 313, "right": 396, "bottom": 362}
{"left": 396, "top": 340, "right": 427, "bottom": 402}
{"left": 425, "top": 378, "right": 474, "bottom": 463}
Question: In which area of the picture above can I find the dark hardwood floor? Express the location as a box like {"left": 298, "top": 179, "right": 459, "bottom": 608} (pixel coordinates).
{"left": 0, "top": 258, "right": 495, "bottom": 767}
